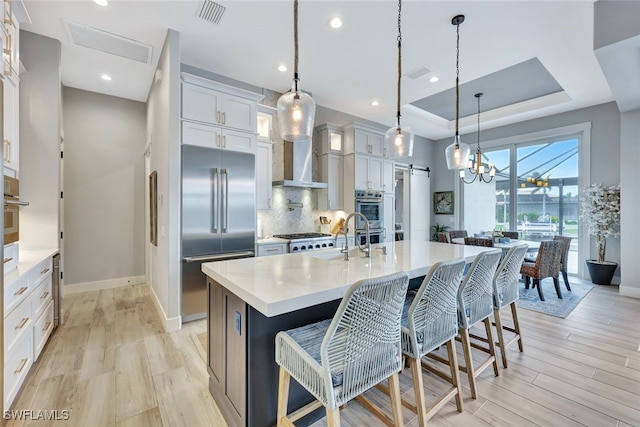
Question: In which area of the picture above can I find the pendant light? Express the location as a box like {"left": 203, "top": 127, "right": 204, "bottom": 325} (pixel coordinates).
{"left": 277, "top": 0, "right": 316, "bottom": 142}
{"left": 460, "top": 92, "right": 495, "bottom": 183}
{"left": 444, "top": 14, "right": 470, "bottom": 170}
{"left": 384, "top": 0, "right": 414, "bottom": 159}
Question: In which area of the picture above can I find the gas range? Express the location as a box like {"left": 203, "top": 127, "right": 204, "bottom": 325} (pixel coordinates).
{"left": 272, "top": 233, "right": 335, "bottom": 253}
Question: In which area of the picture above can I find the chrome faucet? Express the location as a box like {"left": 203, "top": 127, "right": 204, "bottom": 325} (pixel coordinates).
{"left": 341, "top": 212, "right": 371, "bottom": 260}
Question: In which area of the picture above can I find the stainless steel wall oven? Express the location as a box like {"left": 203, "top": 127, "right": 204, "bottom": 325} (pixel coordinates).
{"left": 354, "top": 190, "right": 383, "bottom": 231}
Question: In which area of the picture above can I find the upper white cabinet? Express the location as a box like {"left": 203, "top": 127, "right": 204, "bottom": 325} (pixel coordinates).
{"left": 3, "top": 77, "right": 18, "bottom": 171}
{"left": 344, "top": 123, "right": 387, "bottom": 157}
{"left": 256, "top": 140, "right": 273, "bottom": 210}
{"left": 315, "top": 123, "right": 343, "bottom": 155}
{"left": 2, "top": 5, "right": 19, "bottom": 86}
{"left": 257, "top": 106, "right": 275, "bottom": 142}
{"left": 181, "top": 73, "right": 262, "bottom": 134}
{"left": 345, "top": 154, "right": 384, "bottom": 193}
{"left": 182, "top": 121, "right": 256, "bottom": 154}
{"left": 383, "top": 159, "right": 395, "bottom": 194}
{"left": 317, "top": 153, "right": 343, "bottom": 211}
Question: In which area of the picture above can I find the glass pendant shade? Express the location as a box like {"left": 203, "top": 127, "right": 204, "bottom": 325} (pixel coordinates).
{"left": 445, "top": 134, "right": 470, "bottom": 169}
{"left": 277, "top": 84, "right": 316, "bottom": 142}
{"left": 384, "top": 125, "right": 414, "bottom": 158}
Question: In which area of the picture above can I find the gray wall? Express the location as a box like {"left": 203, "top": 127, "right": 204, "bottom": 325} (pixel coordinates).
{"left": 19, "top": 30, "right": 61, "bottom": 250}
{"left": 62, "top": 87, "right": 146, "bottom": 285}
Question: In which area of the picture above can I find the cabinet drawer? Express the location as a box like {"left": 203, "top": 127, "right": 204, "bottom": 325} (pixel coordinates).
{"left": 33, "top": 258, "right": 53, "bottom": 287}
{"left": 34, "top": 301, "right": 54, "bottom": 361}
{"left": 3, "top": 243, "right": 18, "bottom": 274}
{"left": 182, "top": 121, "right": 221, "bottom": 148}
{"left": 257, "top": 244, "right": 286, "bottom": 257}
{"left": 31, "top": 275, "right": 52, "bottom": 321}
{"left": 4, "top": 274, "right": 31, "bottom": 318}
{"left": 4, "top": 298, "right": 32, "bottom": 354}
{"left": 4, "top": 329, "right": 33, "bottom": 412}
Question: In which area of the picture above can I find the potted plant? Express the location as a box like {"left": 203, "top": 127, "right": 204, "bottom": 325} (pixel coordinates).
{"left": 579, "top": 183, "right": 620, "bottom": 285}
{"left": 430, "top": 223, "right": 451, "bottom": 242}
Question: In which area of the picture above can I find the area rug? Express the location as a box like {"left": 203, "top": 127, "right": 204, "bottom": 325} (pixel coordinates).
{"left": 516, "top": 280, "right": 593, "bottom": 318}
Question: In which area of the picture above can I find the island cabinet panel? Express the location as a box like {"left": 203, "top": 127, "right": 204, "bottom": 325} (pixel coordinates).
{"left": 207, "top": 280, "right": 247, "bottom": 427}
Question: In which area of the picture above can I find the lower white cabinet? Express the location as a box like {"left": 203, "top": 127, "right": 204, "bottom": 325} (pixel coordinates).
{"left": 317, "top": 154, "right": 343, "bottom": 211}
{"left": 3, "top": 253, "right": 56, "bottom": 412}
{"left": 257, "top": 243, "right": 286, "bottom": 257}
{"left": 384, "top": 193, "right": 395, "bottom": 243}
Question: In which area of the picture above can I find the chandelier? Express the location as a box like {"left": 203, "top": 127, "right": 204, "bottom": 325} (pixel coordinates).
{"left": 460, "top": 92, "right": 495, "bottom": 183}
{"left": 276, "top": 0, "right": 316, "bottom": 142}
{"left": 384, "top": 0, "right": 414, "bottom": 159}
{"left": 444, "top": 14, "right": 470, "bottom": 170}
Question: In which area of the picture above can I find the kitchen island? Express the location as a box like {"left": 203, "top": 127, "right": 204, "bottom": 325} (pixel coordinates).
{"left": 202, "top": 240, "right": 491, "bottom": 427}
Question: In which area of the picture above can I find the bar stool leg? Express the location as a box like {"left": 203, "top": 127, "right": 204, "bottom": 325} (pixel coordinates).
{"left": 460, "top": 329, "right": 478, "bottom": 399}
{"left": 510, "top": 302, "right": 524, "bottom": 352}
{"left": 277, "top": 367, "right": 291, "bottom": 427}
{"left": 409, "top": 357, "right": 427, "bottom": 425}
{"left": 484, "top": 318, "right": 500, "bottom": 376}
{"left": 493, "top": 309, "right": 509, "bottom": 368}
{"left": 326, "top": 407, "right": 341, "bottom": 427}
{"left": 446, "top": 338, "right": 463, "bottom": 412}
{"left": 388, "top": 372, "right": 404, "bottom": 427}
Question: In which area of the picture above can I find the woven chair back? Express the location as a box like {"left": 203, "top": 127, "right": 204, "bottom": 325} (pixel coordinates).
{"left": 450, "top": 230, "right": 468, "bottom": 239}
{"left": 464, "top": 237, "right": 495, "bottom": 247}
{"left": 437, "top": 232, "right": 451, "bottom": 243}
{"left": 532, "top": 240, "right": 563, "bottom": 278}
{"left": 458, "top": 250, "right": 502, "bottom": 329}
{"left": 553, "top": 236, "right": 572, "bottom": 272}
{"left": 322, "top": 271, "right": 409, "bottom": 404}
{"left": 403, "top": 259, "right": 466, "bottom": 358}
{"left": 493, "top": 244, "right": 528, "bottom": 308}
{"left": 502, "top": 231, "right": 519, "bottom": 240}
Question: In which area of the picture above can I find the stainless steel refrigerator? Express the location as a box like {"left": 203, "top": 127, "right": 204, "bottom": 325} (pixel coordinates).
{"left": 181, "top": 145, "right": 256, "bottom": 322}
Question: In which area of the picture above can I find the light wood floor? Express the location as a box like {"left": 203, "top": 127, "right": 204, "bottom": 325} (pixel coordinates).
{"left": 8, "top": 280, "right": 640, "bottom": 426}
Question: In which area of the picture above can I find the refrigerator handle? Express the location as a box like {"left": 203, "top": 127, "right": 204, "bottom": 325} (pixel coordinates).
{"left": 222, "top": 169, "right": 229, "bottom": 233}
{"left": 211, "top": 168, "right": 219, "bottom": 234}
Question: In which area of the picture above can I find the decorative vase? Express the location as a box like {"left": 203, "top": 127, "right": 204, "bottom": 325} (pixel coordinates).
{"left": 585, "top": 260, "right": 618, "bottom": 285}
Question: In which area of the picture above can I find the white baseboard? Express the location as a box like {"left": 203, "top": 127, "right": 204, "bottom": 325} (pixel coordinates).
{"left": 63, "top": 275, "right": 146, "bottom": 295}
{"left": 619, "top": 285, "right": 640, "bottom": 299}
{"left": 149, "top": 285, "right": 182, "bottom": 333}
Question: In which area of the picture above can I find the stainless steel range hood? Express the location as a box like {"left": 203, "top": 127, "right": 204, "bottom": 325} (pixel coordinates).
{"left": 272, "top": 140, "right": 328, "bottom": 189}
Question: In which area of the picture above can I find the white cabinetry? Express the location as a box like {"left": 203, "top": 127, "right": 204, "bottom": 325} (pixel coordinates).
{"left": 315, "top": 123, "right": 343, "bottom": 155}
{"left": 349, "top": 154, "right": 383, "bottom": 192}
{"left": 383, "top": 193, "right": 395, "bottom": 243}
{"left": 344, "top": 123, "right": 386, "bottom": 157}
{"left": 182, "top": 121, "right": 256, "bottom": 154}
{"left": 4, "top": 253, "right": 56, "bottom": 412}
{"left": 257, "top": 242, "right": 287, "bottom": 257}
{"left": 256, "top": 140, "right": 273, "bottom": 210}
{"left": 317, "top": 154, "right": 343, "bottom": 211}
{"left": 2, "top": 2, "right": 20, "bottom": 174}
{"left": 383, "top": 160, "right": 395, "bottom": 194}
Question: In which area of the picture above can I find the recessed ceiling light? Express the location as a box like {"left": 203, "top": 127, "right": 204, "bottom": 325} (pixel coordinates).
{"left": 371, "top": 100, "right": 380, "bottom": 106}
{"left": 429, "top": 76, "right": 439, "bottom": 83}
{"left": 101, "top": 74, "right": 112, "bottom": 81}
{"left": 278, "top": 64, "right": 287, "bottom": 72}
{"left": 93, "top": 0, "right": 108, "bottom": 6}
{"left": 329, "top": 17, "right": 342, "bottom": 29}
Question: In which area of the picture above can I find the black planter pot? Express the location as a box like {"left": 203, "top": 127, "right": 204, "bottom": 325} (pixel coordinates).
{"left": 585, "top": 260, "right": 618, "bottom": 285}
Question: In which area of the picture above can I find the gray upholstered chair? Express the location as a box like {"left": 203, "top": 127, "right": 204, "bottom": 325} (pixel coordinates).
{"left": 399, "top": 259, "right": 466, "bottom": 424}
{"left": 275, "top": 272, "right": 409, "bottom": 427}
{"left": 520, "top": 240, "right": 563, "bottom": 301}
{"left": 502, "top": 231, "right": 519, "bottom": 240}
{"left": 449, "top": 230, "right": 468, "bottom": 240}
{"left": 437, "top": 231, "right": 451, "bottom": 243}
{"left": 554, "top": 236, "right": 573, "bottom": 291}
{"left": 492, "top": 244, "right": 528, "bottom": 368}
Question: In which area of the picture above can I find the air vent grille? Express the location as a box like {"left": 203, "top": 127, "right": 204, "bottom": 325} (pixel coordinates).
{"left": 197, "top": 0, "right": 226, "bottom": 25}
{"left": 64, "top": 20, "right": 152, "bottom": 64}
{"left": 405, "top": 66, "right": 431, "bottom": 80}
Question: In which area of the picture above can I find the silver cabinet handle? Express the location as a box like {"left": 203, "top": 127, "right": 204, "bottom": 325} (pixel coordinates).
{"left": 211, "top": 168, "right": 219, "bottom": 233}
{"left": 14, "top": 358, "right": 28, "bottom": 375}
{"left": 222, "top": 112, "right": 226, "bottom": 125}
{"left": 216, "top": 134, "right": 221, "bottom": 147}
{"left": 223, "top": 135, "right": 226, "bottom": 148}
{"left": 216, "top": 110, "right": 221, "bottom": 124}
{"left": 15, "top": 317, "right": 28, "bottom": 330}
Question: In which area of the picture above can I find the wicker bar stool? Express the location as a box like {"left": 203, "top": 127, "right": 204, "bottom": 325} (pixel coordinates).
{"left": 275, "top": 271, "right": 410, "bottom": 427}
{"left": 399, "top": 259, "right": 466, "bottom": 425}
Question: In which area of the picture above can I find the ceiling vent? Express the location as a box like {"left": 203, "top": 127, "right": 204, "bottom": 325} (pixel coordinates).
{"left": 64, "top": 20, "right": 153, "bottom": 64}
{"left": 405, "top": 66, "right": 431, "bottom": 80}
{"left": 197, "top": 0, "right": 226, "bottom": 25}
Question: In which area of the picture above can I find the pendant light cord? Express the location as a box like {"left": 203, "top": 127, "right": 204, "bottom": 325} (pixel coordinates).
{"left": 455, "top": 20, "right": 460, "bottom": 138}
{"left": 396, "top": 0, "right": 402, "bottom": 127}
{"left": 477, "top": 93, "right": 481, "bottom": 149}
{"left": 293, "top": 0, "right": 299, "bottom": 92}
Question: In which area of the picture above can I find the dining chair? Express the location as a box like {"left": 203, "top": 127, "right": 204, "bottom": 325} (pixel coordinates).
{"left": 464, "top": 237, "right": 495, "bottom": 247}
{"left": 520, "top": 240, "right": 563, "bottom": 301}
{"left": 428, "top": 250, "right": 502, "bottom": 400}
{"left": 437, "top": 232, "right": 451, "bottom": 243}
{"left": 275, "top": 271, "right": 409, "bottom": 427}
{"left": 502, "top": 231, "right": 519, "bottom": 240}
{"left": 397, "top": 259, "right": 466, "bottom": 425}
{"left": 554, "top": 236, "right": 573, "bottom": 291}
{"left": 449, "top": 230, "right": 468, "bottom": 240}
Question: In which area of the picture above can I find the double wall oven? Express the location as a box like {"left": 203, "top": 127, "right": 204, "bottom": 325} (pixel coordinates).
{"left": 4, "top": 175, "right": 28, "bottom": 245}
{"left": 354, "top": 190, "right": 383, "bottom": 245}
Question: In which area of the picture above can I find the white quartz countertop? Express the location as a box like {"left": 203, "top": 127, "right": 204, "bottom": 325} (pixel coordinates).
{"left": 4, "top": 248, "right": 59, "bottom": 288}
{"left": 202, "top": 240, "right": 492, "bottom": 317}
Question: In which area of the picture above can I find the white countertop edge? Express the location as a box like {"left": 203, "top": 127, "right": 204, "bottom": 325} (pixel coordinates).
{"left": 202, "top": 242, "right": 491, "bottom": 318}
{"left": 4, "top": 248, "right": 60, "bottom": 286}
